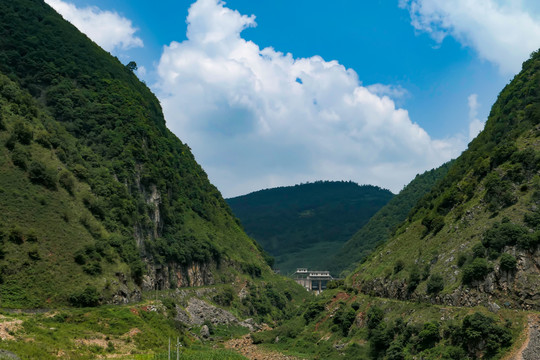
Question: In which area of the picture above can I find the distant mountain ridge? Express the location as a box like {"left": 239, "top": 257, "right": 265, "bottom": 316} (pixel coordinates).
{"left": 227, "top": 181, "right": 393, "bottom": 275}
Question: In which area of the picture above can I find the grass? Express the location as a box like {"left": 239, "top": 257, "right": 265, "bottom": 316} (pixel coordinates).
{"left": 0, "top": 299, "right": 252, "bottom": 360}
{"left": 116, "top": 347, "right": 247, "bottom": 359}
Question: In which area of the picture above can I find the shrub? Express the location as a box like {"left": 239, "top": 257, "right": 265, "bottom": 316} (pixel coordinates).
{"left": 394, "top": 259, "right": 405, "bottom": 274}
{"left": 417, "top": 322, "right": 440, "bottom": 351}
{"left": 83, "top": 261, "right": 102, "bottom": 276}
{"left": 333, "top": 306, "right": 356, "bottom": 336}
{"left": 34, "top": 130, "right": 51, "bottom": 148}
{"left": 69, "top": 286, "right": 100, "bottom": 307}
{"left": 213, "top": 286, "right": 235, "bottom": 307}
{"left": 59, "top": 170, "right": 75, "bottom": 195}
{"left": 407, "top": 265, "right": 421, "bottom": 293}
{"left": 13, "top": 120, "right": 33, "bottom": 145}
{"left": 386, "top": 341, "right": 405, "bottom": 360}
{"left": 8, "top": 226, "right": 24, "bottom": 244}
{"left": 483, "top": 222, "right": 528, "bottom": 253}
{"left": 28, "top": 248, "right": 40, "bottom": 260}
{"left": 460, "top": 312, "right": 512, "bottom": 357}
{"left": 422, "top": 264, "right": 430, "bottom": 280}
{"left": 26, "top": 230, "right": 38, "bottom": 242}
{"left": 367, "top": 306, "right": 384, "bottom": 330}
{"left": 462, "top": 258, "right": 493, "bottom": 285}
{"left": 499, "top": 253, "right": 517, "bottom": 272}
{"left": 71, "top": 164, "right": 89, "bottom": 180}
{"left": 472, "top": 243, "right": 487, "bottom": 258}
{"left": 524, "top": 209, "right": 540, "bottom": 230}
{"left": 457, "top": 253, "right": 468, "bottom": 267}
{"left": 327, "top": 279, "right": 344, "bottom": 289}
{"left": 242, "top": 263, "right": 262, "bottom": 278}
{"left": 484, "top": 173, "right": 516, "bottom": 211}
{"left": 518, "top": 231, "right": 540, "bottom": 251}
{"left": 304, "top": 301, "right": 325, "bottom": 323}
{"left": 422, "top": 213, "right": 445, "bottom": 235}
{"left": 28, "top": 161, "right": 57, "bottom": 190}
{"left": 426, "top": 274, "right": 444, "bottom": 295}
{"left": 369, "top": 323, "right": 391, "bottom": 357}
{"left": 11, "top": 144, "right": 30, "bottom": 170}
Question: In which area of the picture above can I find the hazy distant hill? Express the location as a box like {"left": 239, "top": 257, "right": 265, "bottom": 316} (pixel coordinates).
{"left": 227, "top": 181, "right": 393, "bottom": 274}
{"left": 328, "top": 162, "right": 452, "bottom": 276}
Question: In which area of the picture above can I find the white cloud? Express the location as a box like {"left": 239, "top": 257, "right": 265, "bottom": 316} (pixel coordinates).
{"left": 400, "top": 0, "right": 540, "bottom": 74}
{"left": 468, "top": 93, "right": 484, "bottom": 141}
{"left": 44, "top": 0, "right": 143, "bottom": 52}
{"left": 156, "top": 0, "right": 464, "bottom": 197}
{"left": 366, "top": 84, "right": 409, "bottom": 101}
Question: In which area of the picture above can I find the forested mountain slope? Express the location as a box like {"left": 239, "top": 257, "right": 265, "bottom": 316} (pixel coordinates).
{"left": 352, "top": 50, "right": 540, "bottom": 310}
{"left": 0, "top": 0, "right": 272, "bottom": 307}
{"left": 328, "top": 162, "right": 452, "bottom": 276}
{"left": 227, "top": 181, "right": 393, "bottom": 274}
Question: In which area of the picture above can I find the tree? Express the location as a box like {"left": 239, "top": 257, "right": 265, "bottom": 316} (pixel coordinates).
{"left": 126, "top": 61, "right": 137, "bottom": 72}
{"left": 426, "top": 274, "right": 444, "bottom": 294}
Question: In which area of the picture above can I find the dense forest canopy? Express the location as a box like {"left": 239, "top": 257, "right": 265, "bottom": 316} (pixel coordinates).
{"left": 227, "top": 181, "right": 393, "bottom": 274}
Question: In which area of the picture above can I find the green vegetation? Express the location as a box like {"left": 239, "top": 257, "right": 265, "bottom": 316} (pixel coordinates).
{"left": 227, "top": 181, "right": 393, "bottom": 274}
{"left": 0, "top": 0, "right": 282, "bottom": 307}
{"left": 349, "top": 49, "right": 540, "bottom": 306}
{"left": 250, "top": 289, "right": 524, "bottom": 360}
{"left": 328, "top": 162, "right": 452, "bottom": 276}
{"left": 0, "top": 300, "right": 251, "bottom": 360}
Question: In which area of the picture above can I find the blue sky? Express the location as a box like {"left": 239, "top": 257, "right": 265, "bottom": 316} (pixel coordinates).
{"left": 45, "top": 0, "right": 540, "bottom": 197}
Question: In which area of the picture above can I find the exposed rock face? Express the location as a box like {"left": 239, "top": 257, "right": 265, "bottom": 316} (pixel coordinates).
{"left": 147, "top": 184, "right": 162, "bottom": 239}
{"left": 181, "top": 298, "right": 238, "bottom": 326}
{"left": 522, "top": 323, "right": 540, "bottom": 360}
{"left": 200, "top": 325, "right": 210, "bottom": 339}
{"left": 132, "top": 179, "right": 217, "bottom": 293}
{"left": 108, "top": 272, "right": 142, "bottom": 305}
{"left": 357, "top": 246, "right": 540, "bottom": 310}
{"left": 142, "top": 261, "right": 215, "bottom": 292}
{"left": 175, "top": 297, "right": 260, "bottom": 331}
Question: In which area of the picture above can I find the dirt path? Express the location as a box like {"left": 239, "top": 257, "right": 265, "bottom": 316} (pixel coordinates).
{"left": 505, "top": 314, "right": 540, "bottom": 360}
{"left": 224, "top": 334, "right": 304, "bottom": 360}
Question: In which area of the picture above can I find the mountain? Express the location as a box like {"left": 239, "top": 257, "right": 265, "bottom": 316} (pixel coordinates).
{"left": 0, "top": 0, "right": 273, "bottom": 308}
{"left": 328, "top": 162, "right": 452, "bottom": 276}
{"left": 244, "top": 51, "right": 540, "bottom": 360}
{"left": 352, "top": 49, "right": 540, "bottom": 310}
{"left": 227, "top": 181, "right": 393, "bottom": 274}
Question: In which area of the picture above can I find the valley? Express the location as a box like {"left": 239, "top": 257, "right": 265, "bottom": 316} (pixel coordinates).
{"left": 0, "top": 0, "right": 540, "bottom": 359}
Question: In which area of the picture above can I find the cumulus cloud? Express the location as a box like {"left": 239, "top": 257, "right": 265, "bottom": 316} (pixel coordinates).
{"left": 468, "top": 94, "right": 484, "bottom": 141}
{"left": 400, "top": 0, "right": 540, "bottom": 74}
{"left": 44, "top": 0, "right": 143, "bottom": 52}
{"left": 156, "top": 0, "right": 464, "bottom": 197}
{"left": 366, "top": 84, "right": 409, "bottom": 101}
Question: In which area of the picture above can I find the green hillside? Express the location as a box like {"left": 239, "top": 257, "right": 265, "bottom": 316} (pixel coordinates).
{"left": 227, "top": 181, "right": 393, "bottom": 275}
{"left": 351, "top": 49, "right": 540, "bottom": 310}
{"left": 0, "top": 0, "right": 274, "bottom": 308}
{"left": 239, "top": 51, "right": 540, "bottom": 360}
{"left": 328, "top": 162, "right": 452, "bottom": 276}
